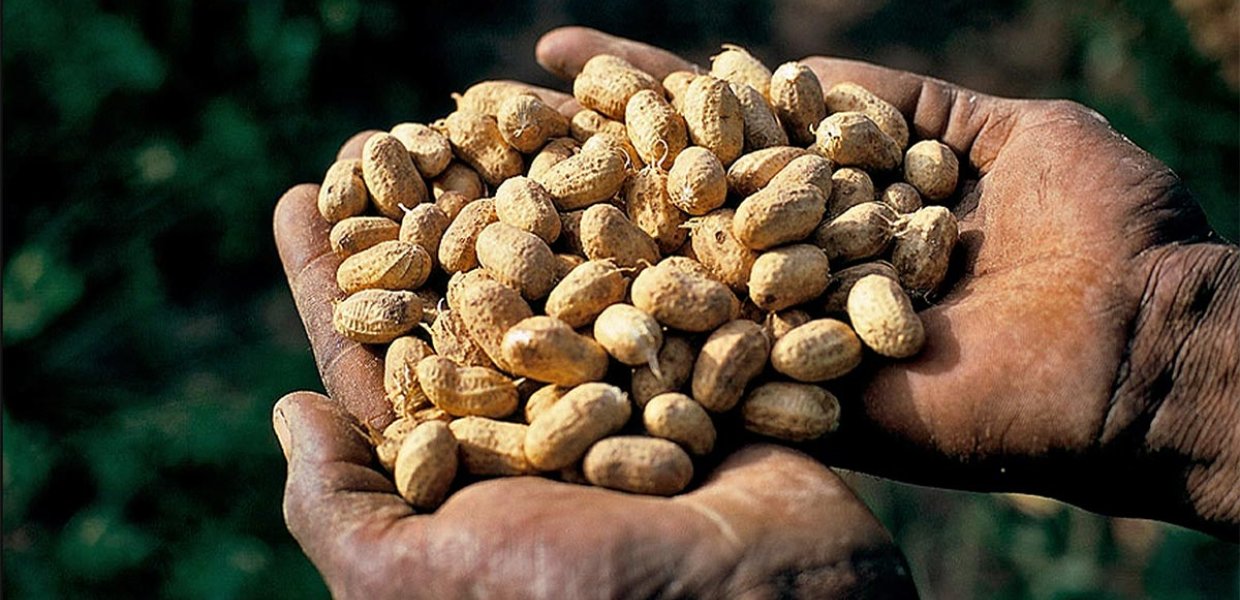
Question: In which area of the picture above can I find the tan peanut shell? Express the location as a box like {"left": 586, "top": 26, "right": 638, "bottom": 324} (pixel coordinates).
{"left": 445, "top": 110, "right": 524, "bottom": 187}
{"left": 500, "top": 316, "right": 610, "bottom": 386}
{"left": 770, "top": 62, "right": 826, "bottom": 145}
{"left": 691, "top": 319, "right": 771, "bottom": 412}
{"left": 726, "top": 146, "right": 807, "bottom": 197}
{"left": 337, "top": 240, "right": 431, "bottom": 294}
{"left": 625, "top": 89, "right": 688, "bottom": 168}
{"left": 814, "top": 111, "right": 902, "bottom": 171}
{"left": 493, "top": 176, "right": 562, "bottom": 244}
{"left": 582, "top": 436, "right": 693, "bottom": 495}
{"left": 430, "top": 307, "right": 496, "bottom": 368}
{"left": 687, "top": 208, "right": 758, "bottom": 292}
{"left": 524, "top": 384, "right": 572, "bottom": 424}
{"left": 416, "top": 355, "right": 519, "bottom": 418}
{"left": 363, "top": 133, "right": 429, "bottom": 220}
{"left": 330, "top": 216, "right": 400, "bottom": 257}
{"left": 394, "top": 420, "right": 458, "bottom": 510}
{"left": 398, "top": 204, "right": 451, "bottom": 267}
{"left": 814, "top": 202, "right": 899, "bottom": 265}
{"left": 748, "top": 244, "right": 831, "bottom": 311}
{"left": 730, "top": 82, "right": 788, "bottom": 151}
{"left": 497, "top": 93, "right": 570, "bottom": 154}
{"left": 681, "top": 75, "right": 744, "bottom": 166}
{"left": 533, "top": 139, "right": 628, "bottom": 210}
{"left": 631, "top": 262, "right": 738, "bottom": 333}
{"left": 544, "top": 259, "right": 630, "bottom": 328}
{"left": 824, "top": 82, "right": 910, "bottom": 149}
{"left": 318, "top": 159, "right": 368, "bottom": 223}
{"left": 524, "top": 382, "right": 632, "bottom": 471}
{"left": 880, "top": 182, "right": 923, "bottom": 214}
{"left": 332, "top": 289, "right": 422, "bottom": 344}
{"left": 553, "top": 253, "right": 585, "bottom": 279}
{"left": 666, "top": 146, "right": 727, "bottom": 216}
{"left": 385, "top": 336, "right": 436, "bottom": 418}
{"left": 438, "top": 198, "right": 497, "bottom": 274}
{"left": 475, "top": 222, "right": 558, "bottom": 300}
{"left": 892, "top": 205, "right": 958, "bottom": 295}
{"left": 631, "top": 336, "right": 695, "bottom": 407}
{"left": 376, "top": 418, "right": 417, "bottom": 473}
{"left": 770, "top": 319, "right": 863, "bottom": 382}
{"left": 432, "top": 162, "right": 485, "bottom": 202}
{"left": 768, "top": 154, "right": 833, "bottom": 198}
{"left": 453, "top": 274, "right": 533, "bottom": 371}
{"left": 625, "top": 167, "right": 687, "bottom": 254}
{"left": 643, "top": 393, "right": 715, "bottom": 455}
{"left": 904, "top": 140, "right": 959, "bottom": 201}
{"left": 733, "top": 183, "right": 826, "bottom": 250}
{"left": 847, "top": 274, "right": 925, "bottom": 358}
{"left": 711, "top": 44, "right": 773, "bottom": 98}
{"left": 764, "top": 309, "right": 813, "bottom": 341}
{"left": 391, "top": 122, "right": 453, "bottom": 178}
{"left": 527, "top": 137, "right": 580, "bottom": 182}
{"left": 412, "top": 287, "right": 442, "bottom": 324}
{"left": 826, "top": 167, "right": 875, "bottom": 219}
{"left": 821, "top": 260, "right": 898, "bottom": 314}
{"left": 741, "top": 382, "right": 840, "bottom": 442}
{"left": 593, "top": 303, "right": 663, "bottom": 369}
{"left": 572, "top": 54, "right": 664, "bottom": 120}
{"left": 662, "top": 71, "right": 698, "bottom": 112}
{"left": 569, "top": 110, "right": 642, "bottom": 167}
{"left": 435, "top": 190, "right": 472, "bottom": 221}
{"left": 579, "top": 204, "right": 661, "bottom": 269}
{"left": 449, "top": 417, "right": 536, "bottom": 476}
{"left": 453, "top": 80, "right": 543, "bottom": 116}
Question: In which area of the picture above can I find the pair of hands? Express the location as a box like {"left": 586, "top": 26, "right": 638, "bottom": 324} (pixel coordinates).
{"left": 272, "top": 27, "right": 1239, "bottom": 598}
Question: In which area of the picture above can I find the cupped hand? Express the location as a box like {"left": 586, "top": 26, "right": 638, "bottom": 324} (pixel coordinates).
{"left": 536, "top": 27, "right": 1238, "bottom": 538}
{"left": 271, "top": 137, "right": 915, "bottom": 597}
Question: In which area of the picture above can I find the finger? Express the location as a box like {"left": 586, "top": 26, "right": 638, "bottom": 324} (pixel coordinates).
{"left": 677, "top": 445, "right": 917, "bottom": 598}
{"left": 274, "top": 391, "right": 415, "bottom": 596}
{"left": 802, "top": 56, "right": 1018, "bottom": 173}
{"left": 536, "top": 26, "right": 697, "bottom": 81}
{"left": 273, "top": 184, "right": 389, "bottom": 427}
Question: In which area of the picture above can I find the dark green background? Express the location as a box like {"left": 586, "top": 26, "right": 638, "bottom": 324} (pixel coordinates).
{"left": 3, "top": 0, "right": 1236, "bottom": 597}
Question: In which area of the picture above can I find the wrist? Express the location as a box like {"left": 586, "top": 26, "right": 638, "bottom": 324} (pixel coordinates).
{"left": 1103, "top": 241, "right": 1239, "bottom": 538}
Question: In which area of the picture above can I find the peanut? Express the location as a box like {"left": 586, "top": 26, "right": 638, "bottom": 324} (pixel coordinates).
{"left": 666, "top": 146, "right": 727, "bottom": 216}
{"left": 332, "top": 289, "right": 422, "bottom": 344}
{"left": 391, "top": 122, "right": 453, "bottom": 178}
{"left": 336, "top": 240, "right": 431, "bottom": 294}
{"left": 493, "top": 176, "right": 561, "bottom": 244}
{"left": 449, "top": 417, "right": 537, "bottom": 476}
{"left": 394, "top": 420, "right": 458, "bottom": 510}
{"left": 692, "top": 319, "right": 770, "bottom": 412}
{"left": 826, "top": 167, "right": 875, "bottom": 219}
{"left": 453, "top": 80, "right": 542, "bottom": 116}
{"left": 376, "top": 417, "right": 417, "bottom": 473}
{"left": 453, "top": 274, "right": 533, "bottom": 371}
{"left": 824, "top": 82, "right": 910, "bottom": 149}
{"left": 579, "top": 204, "right": 661, "bottom": 269}
{"left": 569, "top": 110, "right": 642, "bottom": 168}
{"left": 524, "top": 384, "right": 572, "bottom": 424}
{"left": 847, "top": 274, "right": 925, "bottom": 358}
{"left": 438, "top": 198, "right": 497, "bottom": 274}
{"left": 398, "top": 203, "right": 451, "bottom": 270}
{"left": 501, "top": 316, "right": 610, "bottom": 386}
{"left": 631, "top": 336, "right": 695, "bottom": 408}
{"left": 726, "top": 146, "right": 807, "bottom": 197}
{"left": 770, "top": 319, "right": 863, "bottom": 382}
{"left": 730, "top": 82, "right": 788, "bottom": 151}
{"left": 533, "top": 136, "right": 628, "bottom": 210}
{"left": 748, "top": 244, "right": 831, "bottom": 311}
{"left": 582, "top": 436, "right": 693, "bottom": 495}
{"left": 768, "top": 154, "right": 833, "bottom": 198}
{"left": 733, "top": 183, "right": 826, "bottom": 250}
{"left": 384, "top": 336, "right": 435, "bottom": 418}
{"left": 432, "top": 162, "right": 485, "bottom": 202}
{"left": 363, "top": 133, "right": 429, "bottom": 220}
{"left": 661, "top": 70, "right": 698, "bottom": 112}
{"left": 631, "top": 261, "right": 739, "bottom": 332}
{"left": 525, "top": 382, "right": 632, "bottom": 471}
{"left": 763, "top": 309, "right": 812, "bottom": 341}
{"left": 572, "top": 54, "right": 664, "bottom": 120}
{"left": 820, "top": 260, "right": 898, "bottom": 315}
{"left": 903, "top": 140, "right": 959, "bottom": 201}
{"left": 544, "top": 259, "right": 630, "bottom": 328}
{"left": 329, "top": 216, "right": 399, "bottom": 257}
{"left": 814, "top": 202, "right": 899, "bottom": 265}
{"left": 593, "top": 303, "right": 663, "bottom": 370}
{"left": 497, "top": 93, "right": 570, "bottom": 154}
{"left": 880, "top": 182, "right": 923, "bottom": 214}
{"left": 444, "top": 110, "right": 524, "bottom": 187}
{"left": 892, "top": 205, "right": 958, "bottom": 295}
{"left": 417, "top": 355, "right": 519, "bottom": 418}
{"left": 624, "top": 167, "right": 688, "bottom": 254}
{"left": 711, "top": 44, "right": 773, "bottom": 98}
{"left": 682, "top": 75, "right": 744, "bottom": 166}
{"left": 741, "top": 382, "right": 840, "bottom": 442}
{"left": 769, "top": 62, "right": 825, "bottom": 145}
{"left": 430, "top": 307, "right": 496, "bottom": 369}
{"left": 475, "top": 222, "right": 559, "bottom": 300}
{"left": 814, "top": 111, "right": 902, "bottom": 171}
{"left": 643, "top": 393, "right": 715, "bottom": 456}
{"left": 625, "top": 89, "right": 688, "bottom": 168}
{"left": 318, "top": 158, "right": 368, "bottom": 223}
{"left": 527, "top": 137, "right": 581, "bottom": 182}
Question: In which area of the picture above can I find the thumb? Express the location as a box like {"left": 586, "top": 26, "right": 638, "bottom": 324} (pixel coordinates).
{"left": 273, "top": 392, "right": 413, "bottom": 587}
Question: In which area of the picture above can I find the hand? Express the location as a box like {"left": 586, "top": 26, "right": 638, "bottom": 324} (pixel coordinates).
{"left": 271, "top": 138, "right": 916, "bottom": 597}
{"left": 536, "top": 27, "right": 1239, "bottom": 539}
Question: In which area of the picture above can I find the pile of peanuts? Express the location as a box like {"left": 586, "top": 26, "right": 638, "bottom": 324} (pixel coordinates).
{"left": 316, "top": 46, "right": 959, "bottom": 510}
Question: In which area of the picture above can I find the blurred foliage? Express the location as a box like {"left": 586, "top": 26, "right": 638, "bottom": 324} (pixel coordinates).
{"left": 2, "top": 0, "right": 1235, "bottom": 598}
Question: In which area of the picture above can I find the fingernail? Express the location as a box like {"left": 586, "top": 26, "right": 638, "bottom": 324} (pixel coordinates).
{"left": 273, "top": 406, "right": 293, "bottom": 460}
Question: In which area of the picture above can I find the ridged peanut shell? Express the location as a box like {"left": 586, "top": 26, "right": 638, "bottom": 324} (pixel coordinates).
{"left": 500, "top": 316, "right": 609, "bottom": 386}
{"left": 625, "top": 89, "right": 688, "bottom": 168}
{"left": 814, "top": 111, "right": 902, "bottom": 171}
{"left": 494, "top": 176, "right": 562, "bottom": 244}
{"left": 533, "top": 141, "right": 628, "bottom": 210}
{"left": 770, "top": 62, "right": 826, "bottom": 145}
{"left": 416, "top": 356, "right": 519, "bottom": 418}
{"left": 730, "top": 82, "right": 788, "bottom": 151}
{"left": 583, "top": 436, "right": 693, "bottom": 496}
{"left": 318, "top": 159, "right": 368, "bottom": 223}
{"left": 329, "top": 216, "right": 399, "bottom": 257}
{"left": 544, "top": 259, "right": 630, "bottom": 328}
{"left": 332, "top": 289, "right": 422, "bottom": 344}
{"left": 593, "top": 303, "right": 663, "bottom": 368}
{"left": 579, "top": 204, "right": 660, "bottom": 269}
{"left": 391, "top": 122, "right": 453, "bottom": 178}
{"left": 631, "top": 336, "right": 696, "bottom": 408}
{"left": 625, "top": 168, "right": 687, "bottom": 254}
{"left": 904, "top": 140, "right": 960, "bottom": 201}
{"left": 892, "top": 205, "right": 958, "bottom": 295}
{"left": 525, "top": 382, "right": 632, "bottom": 471}
{"left": 362, "top": 133, "right": 429, "bottom": 220}
{"left": 687, "top": 208, "right": 758, "bottom": 292}
{"left": 475, "top": 222, "right": 558, "bottom": 300}
{"left": 449, "top": 417, "right": 536, "bottom": 476}
{"left": 666, "top": 146, "right": 727, "bottom": 216}
{"left": 572, "top": 54, "right": 664, "bottom": 120}
{"left": 438, "top": 199, "right": 497, "bottom": 274}
{"left": 444, "top": 110, "right": 524, "bottom": 187}
{"left": 393, "top": 420, "right": 457, "bottom": 510}
{"left": 497, "top": 93, "right": 570, "bottom": 154}
{"left": 742, "top": 382, "right": 840, "bottom": 442}
{"left": 384, "top": 336, "right": 436, "bottom": 418}
{"left": 691, "top": 319, "right": 770, "bottom": 412}
{"left": 643, "top": 393, "right": 715, "bottom": 456}
{"left": 726, "top": 146, "right": 807, "bottom": 197}
{"left": 733, "top": 183, "right": 826, "bottom": 250}
{"left": 824, "top": 82, "right": 910, "bottom": 149}
{"left": 846, "top": 274, "right": 925, "bottom": 358}
{"left": 748, "top": 244, "right": 831, "bottom": 311}
{"left": 711, "top": 44, "right": 773, "bottom": 98}
{"left": 681, "top": 75, "right": 744, "bottom": 166}
{"left": 631, "top": 262, "right": 739, "bottom": 333}
{"left": 770, "top": 319, "right": 863, "bottom": 382}
{"left": 813, "top": 202, "right": 899, "bottom": 265}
